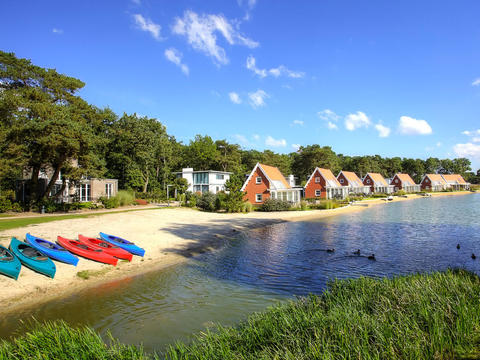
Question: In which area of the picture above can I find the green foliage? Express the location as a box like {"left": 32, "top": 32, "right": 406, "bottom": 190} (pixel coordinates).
{"left": 99, "top": 196, "right": 120, "bottom": 209}
{"left": 185, "top": 192, "right": 199, "bottom": 208}
{"left": 166, "top": 269, "right": 480, "bottom": 360}
{"left": 197, "top": 192, "right": 217, "bottom": 212}
{"left": 116, "top": 190, "right": 135, "bottom": 206}
{"left": 299, "top": 200, "right": 308, "bottom": 211}
{"left": 310, "top": 199, "right": 343, "bottom": 210}
{"left": 215, "top": 191, "right": 226, "bottom": 211}
{"left": 395, "top": 189, "right": 406, "bottom": 196}
{"left": 224, "top": 175, "right": 246, "bottom": 213}
{"left": 174, "top": 177, "right": 189, "bottom": 194}
{"left": 242, "top": 202, "right": 253, "bottom": 213}
{"left": 0, "top": 320, "right": 151, "bottom": 360}
{"left": 259, "top": 198, "right": 292, "bottom": 212}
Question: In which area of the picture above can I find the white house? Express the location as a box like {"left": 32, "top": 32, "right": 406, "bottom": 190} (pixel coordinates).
{"left": 176, "top": 168, "right": 232, "bottom": 194}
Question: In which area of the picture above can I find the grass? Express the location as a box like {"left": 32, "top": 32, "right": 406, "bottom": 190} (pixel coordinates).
{"left": 0, "top": 320, "right": 153, "bottom": 360}
{"left": 76, "top": 268, "right": 112, "bottom": 280}
{"left": 0, "top": 207, "right": 161, "bottom": 232}
{"left": 2, "top": 270, "right": 480, "bottom": 359}
{"left": 166, "top": 269, "right": 480, "bottom": 359}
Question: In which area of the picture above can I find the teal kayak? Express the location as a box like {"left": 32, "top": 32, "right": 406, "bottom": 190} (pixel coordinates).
{"left": 9, "top": 238, "right": 56, "bottom": 278}
{"left": 0, "top": 244, "right": 21, "bottom": 280}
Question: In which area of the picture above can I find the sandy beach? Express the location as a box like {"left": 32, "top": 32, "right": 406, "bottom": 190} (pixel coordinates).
{"left": 0, "top": 191, "right": 474, "bottom": 314}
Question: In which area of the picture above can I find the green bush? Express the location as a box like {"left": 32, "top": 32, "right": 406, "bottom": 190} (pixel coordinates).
{"left": 299, "top": 200, "right": 308, "bottom": 211}
{"left": 0, "top": 198, "right": 13, "bottom": 213}
{"left": 197, "top": 192, "right": 217, "bottom": 212}
{"left": 310, "top": 200, "right": 343, "bottom": 210}
{"left": 116, "top": 190, "right": 135, "bottom": 206}
{"left": 99, "top": 196, "right": 120, "bottom": 209}
{"left": 215, "top": 192, "right": 226, "bottom": 211}
{"left": 259, "top": 198, "right": 292, "bottom": 212}
{"left": 185, "top": 192, "right": 199, "bottom": 208}
{"left": 395, "top": 190, "right": 406, "bottom": 196}
{"left": 242, "top": 202, "right": 253, "bottom": 213}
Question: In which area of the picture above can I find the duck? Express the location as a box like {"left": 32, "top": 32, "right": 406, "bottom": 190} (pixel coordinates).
{"left": 457, "top": 244, "right": 460, "bottom": 250}
{"left": 326, "top": 248, "right": 335, "bottom": 253}
{"left": 368, "top": 254, "right": 376, "bottom": 261}
{"left": 353, "top": 249, "right": 361, "bottom": 255}
{"left": 472, "top": 253, "right": 476, "bottom": 260}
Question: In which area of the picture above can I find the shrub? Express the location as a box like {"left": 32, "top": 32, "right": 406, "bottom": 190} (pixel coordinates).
{"left": 215, "top": 192, "right": 227, "bottom": 211}
{"left": 311, "top": 200, "right": 343, "bottom": 210}
{"left": 185, "top": 192, "right": 199, "bottom": 208}
{"left": 99, "top": 196, "right": 120, "bottom": 209}
{"left": 134, "top": 199, "right": 148, "bottom": 205}
{"left": 197, "top": 192, "right": 217, "bottom": 212}
{"left": 395, "top": 190, "right": 406, "bottom": 196}
{"left": 242, "top": 202, "right": 253, "bottom": 213}
{"left": 300, "top": 200, "right": 308, "bottom": 211}
{"left": 0, "top": 198, "right": 13, "bottom": 213}
{"left": 116, "top": 190, "right": 135, "bottom": 206}
{"left": 259, "top": 198, "right": 292, "bottom": 212}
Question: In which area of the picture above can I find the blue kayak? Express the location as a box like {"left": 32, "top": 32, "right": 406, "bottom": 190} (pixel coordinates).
{"left": 0, "top": 244, "right": 21, "bottom": 280}
{"left": 99, "top": 232, "right": 145, "bottom": 257}
{"left": 9, "top": 238, "right": 56, "bottom": 278}
{"left": 26, "top": 233, "right": 79, "bottom": 266}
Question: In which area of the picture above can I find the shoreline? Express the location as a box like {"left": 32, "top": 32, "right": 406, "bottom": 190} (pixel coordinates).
{"left": 0, "top": 191, "right": 475, "bottom": 315}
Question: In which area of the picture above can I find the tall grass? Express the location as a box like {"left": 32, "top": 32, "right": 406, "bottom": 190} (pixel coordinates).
{"left": 0, "top": 320, "right": 153, "bottom": 360}
{"left": 117, "top": 190, "right": 136, "bottom": 206}
{"left": 166, "top": 269, "right": 480, "bottom": 359}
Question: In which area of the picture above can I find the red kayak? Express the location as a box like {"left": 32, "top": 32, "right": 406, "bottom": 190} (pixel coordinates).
{"left": 78, "top": 235, "right": 133, "bottom": 261}
{"left": 57, "top": 236, "right": 118, "bottom": 266}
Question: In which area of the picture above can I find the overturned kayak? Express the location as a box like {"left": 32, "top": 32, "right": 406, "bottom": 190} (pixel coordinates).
{"left": 99, "top": 232, "right": 145, "bottom": 257}
{"left": 57, "top": 236, "right": 118, "bottom": 266}
{"left": 9, "top": 237, "right": 56, "bottom": 278}
{"left": 78, "top": 235, "right": 133, "bottom": 261}
{"left": 0, "top": 244, "right": 21, "bottom": 280}
{"left": 26, "top": 233, "right": 79, "bottom": 266}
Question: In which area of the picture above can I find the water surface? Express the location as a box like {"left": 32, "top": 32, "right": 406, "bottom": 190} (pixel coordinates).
{"left": 1, "top": 194, "right": 479, "bottom": 354}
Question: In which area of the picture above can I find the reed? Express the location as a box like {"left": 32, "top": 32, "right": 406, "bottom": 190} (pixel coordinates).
{"left": 166, "top": 269, "right": 480, "bottom": 359}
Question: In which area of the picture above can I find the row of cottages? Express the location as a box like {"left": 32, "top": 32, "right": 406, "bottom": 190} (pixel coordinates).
{"left": 420, "top": 174, "right": 470, "bottom": 191}
{"left": 241, "top": 163, "right": 302, "bottom": 204}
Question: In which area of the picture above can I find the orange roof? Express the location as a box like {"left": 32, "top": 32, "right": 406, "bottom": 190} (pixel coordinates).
{"left": 424, "top": 174, "right": 447, "bottom": 186}
{"left": 366, "top": 173, "right": 389, "bottom": 187}
{"left": 317, "top": 168, "right": 342, "bottom": 187}
{"left": 395, "top": 173, "right": 416, "bottom": 186}
{"left": 339, "top": 171, "right": 364, "bottom": 187}
{"left": 259, "top": 163, "right": 291, "bottom": 189}
{"left": 442, "top": 174, "right": 468, "bottom": 185}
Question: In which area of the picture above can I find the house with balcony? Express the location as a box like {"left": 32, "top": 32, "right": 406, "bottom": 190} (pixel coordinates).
{"left": 176, "top": 168, "right": 231, "bottom": 194}
{"left": 241, "top": 163, "right": 302, "bottom": 205}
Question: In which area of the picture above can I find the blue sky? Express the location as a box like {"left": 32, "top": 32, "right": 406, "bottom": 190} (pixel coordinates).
{"left": 2, "top": 0, "right": 480, "bottom": 170}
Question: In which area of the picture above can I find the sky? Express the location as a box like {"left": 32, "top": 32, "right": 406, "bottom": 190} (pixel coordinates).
{"left": 2, "top": 0, "right": 480, "bottom": 170}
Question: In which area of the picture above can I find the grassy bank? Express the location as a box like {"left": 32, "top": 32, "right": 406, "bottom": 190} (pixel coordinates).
{"left": 2, "top": 270, "right": 480, "bottom": 359}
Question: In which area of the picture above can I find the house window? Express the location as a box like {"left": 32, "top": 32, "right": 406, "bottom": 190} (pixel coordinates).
{"left": 426, "top": 186, "right": 430, "bottom": 190}
{"left": 366, "top": 179, "right": 370, "bottom": 184}
{"left": 193, "top": 172, "right": 209, "bottom": 184}
{"left": 339, "top": 178, "right": 344, "bottom": 184}
{"left": 105, "top": 183, "right": 113, "bottom": 198}
{"left": 256, "top": 176, "right": 262, "bottom": 184}
{"left": 315, "top": 190, "right": 321, "bottom": 197}
{"left": 78, "top": 183, "right": 91, "bottom": 202}
{"left": 216, "top": 186, "right": 220, "bottom": 193}
{"left": 216, "top": 174, "right": 224, "bottom": 180}
{"left": 395, "top": 178, "right": 399, "bottom": 183}
{"left": 255, "top": 194, "right": 262, "bottom": 202}
{"left": 315, "top": 177, "right": 320, "bottom": 183}
{"left": 425, "top": 178, "right": 429, "bottom": 183}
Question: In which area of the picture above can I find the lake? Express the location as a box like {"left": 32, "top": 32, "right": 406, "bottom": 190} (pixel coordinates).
{"left": 1, "top": 194, "right": 479, "bottom": 354}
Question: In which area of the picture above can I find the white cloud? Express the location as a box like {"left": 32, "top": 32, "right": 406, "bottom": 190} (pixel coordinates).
{"left": 472, "top": 78, "right": 480, "bottom": 86}
{"left": 52, "top": 28, "right": 63, "bottom": 34}
{"left": 292, "top": 119, "right": 304, "bottom": 126}
{"left": 246, "top": 55, "right": 304, "bottom": 78}
{"left": 345, "top": 111, "right": 371, "bottom": 131}
{"left": 317, "top": 109, "right": 340, "bottom": 122}
{"left": 164, "top": 48, "right": 189, "bottom": 75}
{"left": 233, "top": 134, "right": 249, "bottom": 146}
{"left": 462, "top": 129, "right": 480, "bottom": 137}
{"left": 248, "top": 89, "right": 269, "bottom": 108}
{"left": 375, "top": 123, "right": 391, "bottom": 138}
{"left": 265, "top": 136, "right": 287, "bottom": 147}
{"left": 436, "top": 141, "right": 442, "bottom": 147}
{"left": 473, "top": 137, "right": 480, "bottom": 143}
{"left": 172, "top": 10, "right": 258, "bottom": 65}
{"left": 327, "top": 121, "right": 338, "bottom": 130}
{"left": 291, "top": 143, "right": 301, "bottom": 151}
{"left": 229, "top": 92, "right": 242, "bottom": 104}
{"left": 398, "top": 116, "right": 432, "bottom": 135}
{"left": 453, "top": 143, "right": 480, "bottom": 159}
{"left": 133, "top": 14, "right": 162, "bottom": 40}
{"left": 252, "top": 134, "right": 260, "bottom": 140}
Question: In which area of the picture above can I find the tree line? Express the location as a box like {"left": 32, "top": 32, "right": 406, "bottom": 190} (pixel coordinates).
{"left": 0, "top": 51, "right": 478, "bottom": 204}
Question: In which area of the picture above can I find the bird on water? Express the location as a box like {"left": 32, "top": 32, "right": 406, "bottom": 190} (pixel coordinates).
{"left": 472, "top": 253, "right": 476, "bottom": 260}
{"left": 353, "top": 249, "right": 361, "bottom": 255}
{"left": 457, "top": 244, "right": 460, "bottom": 250}
{"left": 326, "top": 248, "right": 335, "bottom": 253}
{"left": 368, "top": 254, "right": 376, "bottom": 260}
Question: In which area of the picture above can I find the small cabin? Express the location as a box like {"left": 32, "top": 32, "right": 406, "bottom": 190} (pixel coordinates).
{"left": 441, "top": 174, "right": 470, "bottom": 191}
{"left": 241, "top": 163, "right": 302, "bottom": 205}
{"left": 304, "top": 168, "right": 348, "bottom": 200}
{"left": 363, "top": 173, "right": 395, "bottom": 194}
{"left": 337, "top": 171, "right": 371, "bottom": 195}
{"left": 391, "top": 173, "right": 421, "bottom": 193}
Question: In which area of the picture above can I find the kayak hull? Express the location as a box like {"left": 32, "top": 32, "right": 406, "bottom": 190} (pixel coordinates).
{"left": 99, "top": 232, "right": 145, "bottom": 257}
{"left": 26, "top": 233, "right": 79, "bottom": 266}
{"left": 9, "top": 238, "right": 56, "bottom": 278}
{"left": 0, "top": 244, "right": 21, "bottom": 280}
{"left": 78, "top": 235, "right": 133, "bottom": 261}
{"left": 57, "top": 236, "right": 118, "bottom": 266}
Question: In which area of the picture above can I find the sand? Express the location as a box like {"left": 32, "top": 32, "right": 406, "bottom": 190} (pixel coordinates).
{"left": 0, "top": 191, "right": 474, "bottom": 314}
